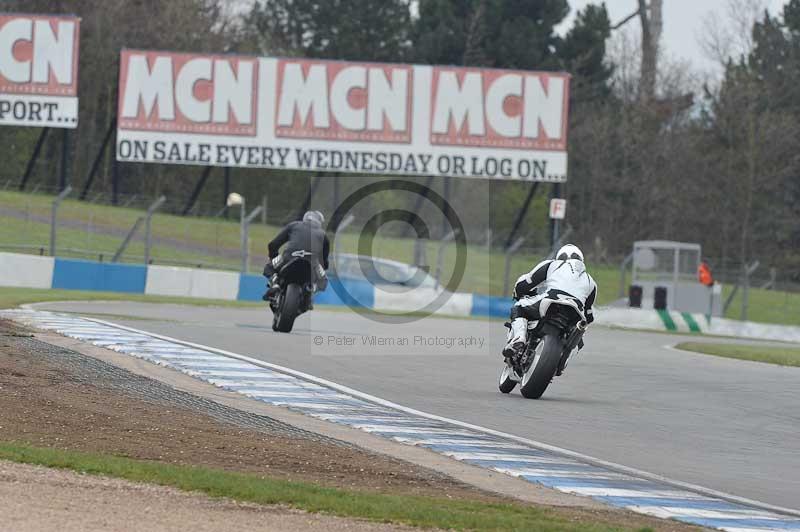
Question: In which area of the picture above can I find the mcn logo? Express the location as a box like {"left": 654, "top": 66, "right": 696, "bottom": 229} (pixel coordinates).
{"left": 119, "top": 51, "right": 257, "bottom": 136}
{"left": 0, "top": 15, "right": 79, "bottom": 96}
{"left": 276, "top": 60, "right": 412, "bottom": 143}
{"left": 430, "top": 68, "right": 568, "bottom": 151}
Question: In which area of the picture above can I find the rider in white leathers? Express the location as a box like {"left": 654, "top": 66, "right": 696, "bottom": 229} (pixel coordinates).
{"left": 503, "top": 244, "right": 597, "bottom": 359}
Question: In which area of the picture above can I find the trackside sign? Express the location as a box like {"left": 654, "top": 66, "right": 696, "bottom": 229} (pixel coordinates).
{"left": 0, "top": 13, "right": 80, "bottom": 128}
{"left": 117, "top": 50, "right": 570, "bottom": 181}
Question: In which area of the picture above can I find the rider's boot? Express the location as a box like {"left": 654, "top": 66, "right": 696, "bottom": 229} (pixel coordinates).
{"left": 502, "top": 317, "right": 528, "bottom": 359}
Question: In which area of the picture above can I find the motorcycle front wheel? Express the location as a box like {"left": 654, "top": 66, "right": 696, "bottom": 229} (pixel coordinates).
{"left": 498, "top": 364, "right": 517, "bottom": 393}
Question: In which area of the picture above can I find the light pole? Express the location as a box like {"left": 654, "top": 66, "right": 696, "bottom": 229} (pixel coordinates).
{"left": 227, "top": 193, "right": 263, "bottom": 274}
{"left": 227, "top": 193, "right": 245, "bottom": 272}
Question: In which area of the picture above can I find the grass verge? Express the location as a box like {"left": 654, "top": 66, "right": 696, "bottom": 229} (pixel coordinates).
{"left": 0, "top": 286, "right": 261, "bottom": 310}
{"left": 674, "top": 342, "right": 800, "bottom": 367}
{"left": 0, "top": 442, "right": 640, "bottom": 532}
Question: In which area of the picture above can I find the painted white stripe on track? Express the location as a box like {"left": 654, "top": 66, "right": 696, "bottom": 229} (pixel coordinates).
{"left": 10, "top": 310, "right": 799, "bottom": 523}
{"left": 630, "top": 507, "right": 785, "bottom": 520}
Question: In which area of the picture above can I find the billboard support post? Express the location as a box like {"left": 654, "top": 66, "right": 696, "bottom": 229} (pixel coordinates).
{"left": 504, "top": 237, "right": 526, "bottom": 296}
{"left": 81, "top": 117, "right": 117, "bottom": 200}
{"left": 111, "top": 147, "right": 120, "bottom": 206}
{"left": 182, "top": 166, "right": 213, "bottom": 216}
{"left": 19, "top": 128, "right": 50, "bottom": 191}
{"left": 59, "top": 129, "right": 70, "bottom": 192}
{"left": 441, "top": 177, "right": 452, "bottom": 239}
{"left": 295, "top": 174, "right": 322, "bottom": 222}
{"left": 505, "top": 182, "right": 540, "bottom": 250}
{"left": 550, "top": 183, "right": 562, "bottom": 250}
{"left": 223, "top": 167, "right": 231, "bottom": 219}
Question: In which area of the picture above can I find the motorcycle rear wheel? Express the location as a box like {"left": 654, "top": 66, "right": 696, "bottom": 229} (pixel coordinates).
{"left": 274, "top": 283, "right": 302, "bottom": 333}
{"left": 519, "top": 333, "right": 563, "bottom": 399}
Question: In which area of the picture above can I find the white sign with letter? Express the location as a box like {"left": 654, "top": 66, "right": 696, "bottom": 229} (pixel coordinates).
{"left": 549, "top": 198, "right": 567, "bottom": 219}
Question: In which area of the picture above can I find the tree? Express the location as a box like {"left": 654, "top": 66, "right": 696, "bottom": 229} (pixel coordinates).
{"left": 246, "top": 0, "right": 412, "bottom": 61}
{"left": 637, "top": 0, "right": 662, "bottom": 102}
{"left": 412, "top": 0, "right": 568, "bottom": 69}
{"left": 556, "top": 3, "right": 613, "bottom": 101}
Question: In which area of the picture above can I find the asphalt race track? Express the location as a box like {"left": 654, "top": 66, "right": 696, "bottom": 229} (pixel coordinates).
{"left": 34, "top": 301, "right": 800, "bottom": 510}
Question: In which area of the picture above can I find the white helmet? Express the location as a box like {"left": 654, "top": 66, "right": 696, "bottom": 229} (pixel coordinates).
{"left": 556, "top": 244, "right": 584, "bottom": 261}
{"left": 303, "top": 210, "right": 325, "bottom": 228}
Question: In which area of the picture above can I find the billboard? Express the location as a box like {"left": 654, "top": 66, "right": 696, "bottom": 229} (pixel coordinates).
{"left": 117, "top": 50, "right": 569, "bottom": 181}
{"left": 0, "top": 13, "right": 80, "bottom": 128}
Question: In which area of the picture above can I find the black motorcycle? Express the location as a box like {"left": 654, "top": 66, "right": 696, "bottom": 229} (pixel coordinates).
{"left": 269, "top": 252, "right": 320, "bottom": 333}
{"left": 499, "top": 295, "right": 587, "bottom": 399}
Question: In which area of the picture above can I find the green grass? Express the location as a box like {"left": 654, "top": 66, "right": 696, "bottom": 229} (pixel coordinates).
{"left": 675, "top": 342, "right": 800, "bottom": 367}
{"left": 0, "top": 442, "right": 640, "bottom": 532}
{"left": 721, "top": 285, "right": 800, "bottom": 327}
{"left": 0, "top": 189, "right": 619, "bottom": 299}
{"left": 1, "top": 190, "right": 798, "bottom": 326}
{"left": 0, "top": 286, "right": 262, "bottom": 310}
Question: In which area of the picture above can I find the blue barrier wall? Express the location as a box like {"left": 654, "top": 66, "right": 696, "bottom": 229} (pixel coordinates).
{"left": 471, "top": 294, "right": 511, "bottom": 318}
{"left": 315, "top": 278, "right": 375, "bottom": 308}
{"left": 52, "top": 259, "right": 148, "bottom": 293}
{"left": 237, "top": 273, "right": 266, "bottom": 301}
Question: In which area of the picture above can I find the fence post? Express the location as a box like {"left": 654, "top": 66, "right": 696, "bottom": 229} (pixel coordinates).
{"left": 49, "top": 186, "right": 72, "bottom": 257}
{"left": 144, "top": 196, "right": 167, "bottom": 264}
{"left": 741, "top": 260, "right": 760, "bottom": 321}
{"left": 504, "top": 237, "right": 525, "bottom": 296}
{"left": 619, "top": 252, "right": 634, "bottom": 298}
{"left": 434, "top": 229, "right": 458, "bottom": 285}
{"left": 241, "top": 204, "right": 263, "bottom": 273}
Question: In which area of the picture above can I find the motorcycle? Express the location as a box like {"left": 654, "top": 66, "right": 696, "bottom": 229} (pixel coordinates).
{"left": 498, "top": 292, "right": 587, "bottom": 399}
{"left": 269, "top": 251, "right": 323, "bottom": 333}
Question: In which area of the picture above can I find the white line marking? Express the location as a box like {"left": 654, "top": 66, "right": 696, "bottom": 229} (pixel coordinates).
{"left": 15, "top": 311, "right": 800, "bottom": 519}
{"left": 630, "top": 507, "right": 785, "bottom": 520}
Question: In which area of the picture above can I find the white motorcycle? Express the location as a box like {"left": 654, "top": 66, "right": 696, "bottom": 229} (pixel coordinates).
{"left": 499, "top": 290, "right": 587, "bottom": 399}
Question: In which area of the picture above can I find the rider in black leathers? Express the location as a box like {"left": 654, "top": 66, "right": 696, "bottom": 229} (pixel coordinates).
{"left": 263, "top": 210, "right": 330, "bottom": 300}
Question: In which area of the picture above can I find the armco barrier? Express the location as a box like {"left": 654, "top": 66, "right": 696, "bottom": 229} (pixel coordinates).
{"left": 0, "top": 252, "right": 54, "bottom": 289}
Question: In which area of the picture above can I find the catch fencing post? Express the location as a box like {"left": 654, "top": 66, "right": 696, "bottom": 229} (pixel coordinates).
{"left": 241, "top": 205, "right": 264, "bottom": 274}
{"left": 50, "top": 186, "right": 73, "bottom": 257}
{"left": 619, "top": 252, "right": 634, "bottom": 298}
{"left": 503, "top": 237, "right": 525, "bottom": 296}
{"left": 741, "top": 260, "right": 760, "bottom": 321}
{"left": 334, "top": 214, "right": 355, "bottom": 257}
{"left": 144, "top": 196, "right": 167, "bottom": 264}
{"left": 435, "top": 229, "right": 458, "bottom": 285}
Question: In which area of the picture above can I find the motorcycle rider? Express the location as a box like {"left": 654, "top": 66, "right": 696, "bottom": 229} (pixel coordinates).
{"left": 503, "top": 244, "right": 597, "bottom": 359}
{"left": 263, "top": 210, "right": 330, "bottom": 300}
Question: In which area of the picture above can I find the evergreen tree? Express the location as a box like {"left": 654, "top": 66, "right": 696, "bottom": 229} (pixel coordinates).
{"left": 556, "top": 3, "right": 613, "bottom": 101}
{"left": 247, "top": 0, "right": 412, "bottom": 61}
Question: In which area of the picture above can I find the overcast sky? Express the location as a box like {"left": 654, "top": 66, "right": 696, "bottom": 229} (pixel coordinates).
{"left": 557, "top": 0, "right": 787, "bottom": 75}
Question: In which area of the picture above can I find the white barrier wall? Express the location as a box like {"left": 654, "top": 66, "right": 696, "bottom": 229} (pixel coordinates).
{"left": 188, "top": 269, "right": 240, "bottom": 300}
{"left": 0, "top": 252, "right": 54, "bottom": 289}
{"left": 145, "top": 265, "right": 239, "bottom": 301}
{"left": 372, "top": 286, "right": 473, "bottom": 317}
